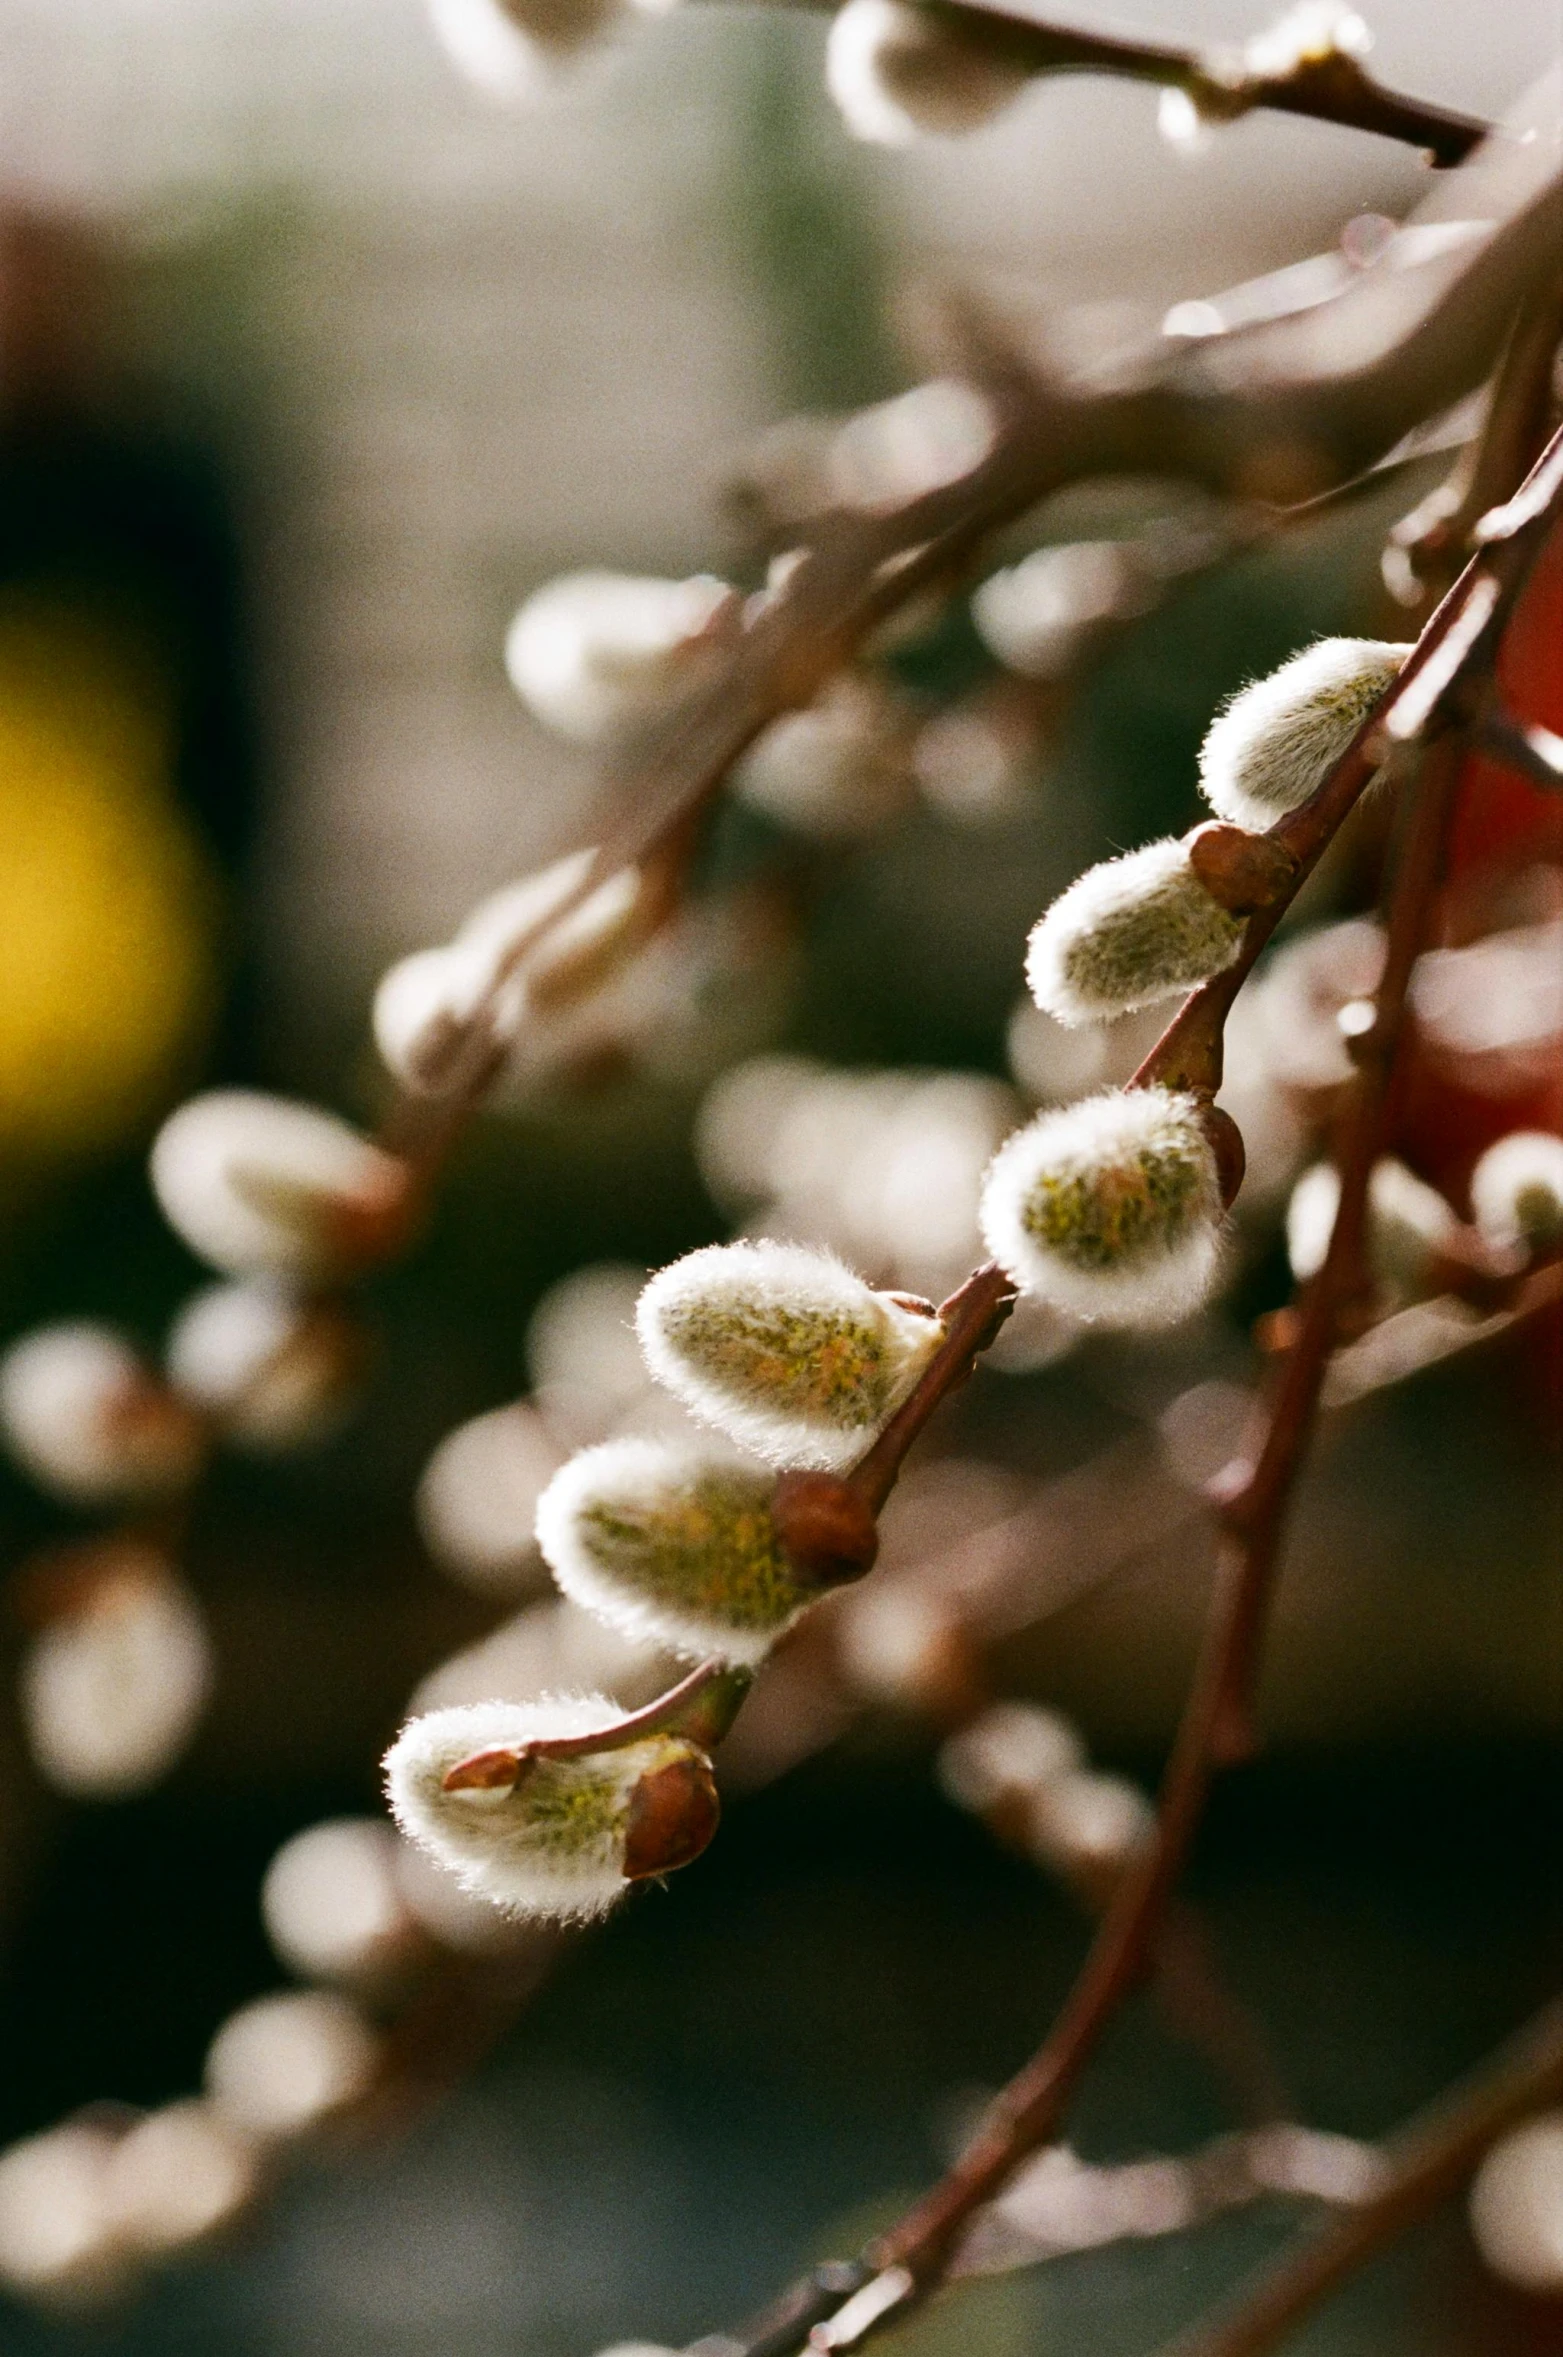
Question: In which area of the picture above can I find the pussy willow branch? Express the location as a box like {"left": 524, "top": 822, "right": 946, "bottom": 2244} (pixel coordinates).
{"left": 690, "top": 414, "right": 1563, "bottom": 2357}
{"left": 374, "top": 83, "right": 1560, "bottom": 1183}
{"left": 1385, "top": 269, "right": 1563, "bottom": 615}
{"left": 1155, "top": 1998, "right": 1563, "bottom": 2357}
{"left": 856, "top": 0, "right": 1489, "bottom": 164}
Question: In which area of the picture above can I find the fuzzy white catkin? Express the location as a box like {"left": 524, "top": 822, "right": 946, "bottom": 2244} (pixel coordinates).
{"left": 417, "top": 1404, "right": 564, "bottom": 1595}
{"left": 1025, "top": 837, "right": 1245, "bottom": 1026}
{"left": 979, "top": 1087, "right": 1223, "bottom": 1328}
{"left": 505, "top": 571, "right": 730, "bottom": 745}
{"left": 101, "top": 2104, "right": 256, "bottom": 2259}
{"left": 1199, "top": 639, "right": 1411, "bottom": 832}
{"left": 635, "top": 1241, "right": 942, "bottom": 1471}
{"left": 166, "top": 1282, "right": 356, "bottom": 1451}
{"left": 0, "top": 2125, "right": 125, "bottom": 2306}
{"left": 205, "top": 1991, "right": 379, "bottom": 2148}
{"left": 536, "top": 1437, "right": 814, "bottom": 1664}
{"left": 825, "top": 0, "right": 1029, "bottom": 145}
{"left": 150, "top": 1092, "right": 401, "bottom": 1281}
{"left": 1286, "top": 1158, "right": 1456, "bottom": 1290}
{"left": 1469, "top": 1131, "right": 1563, "bottom": 1259}
{"left": 261, "top": 1819, "right": 415, "bottom": 1989}
{"left": 1468, "top": 2114, "right": 1563, "bottom": 2293}
{"left": 938, "top": 1703, "right": 1085, "bottom": 1813}
{"left": 22, "top": 1570, "right": 212, "bottom": 1800}
{"left": 1244, "top": 2, "right": 1371, "bottom": 79}
{"left": 1029, "top": 1769, "right": 1154, "bottom": 1876}
{"left": 373, "top": 849, "right": 638, "bottom": 1094}
{"left": 973, "top": 542, "right": 1145, "bottom": 680}
{"left": 384, "top": 1696, "right": 691, "bottom": 1920}
{"left": 426, "top": 0, "right": 629, "bottom": 98}
{"left": 732, "top": 679, "right": 913, "bottom": 839}
{"left": 0, "top": 1324, "right": 201, "bottom": 1504}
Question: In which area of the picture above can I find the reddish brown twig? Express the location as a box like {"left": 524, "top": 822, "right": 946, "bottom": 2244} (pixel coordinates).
{"left": 366, "top": 113, "right": 1560, "bottom": 1198}
{"left": 1154, "top": 1998, "right": 1563, "bottom": 2357}
{"left": 689, "top": 415, "right": 1563, "bottom": 2357}
{"left": 737, "top": 0, "right": 1491, "bottom": 164}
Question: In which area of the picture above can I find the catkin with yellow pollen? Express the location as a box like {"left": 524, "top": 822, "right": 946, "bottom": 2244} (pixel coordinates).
{"left": 980, "top": 1086, "right": 1223, "bottom": 1328}
{"left": 535, "top": 1438, "right": 815, "bottom": 1665}
{"left": 635, "top": 1241, "right": 942, "bottom": 1471}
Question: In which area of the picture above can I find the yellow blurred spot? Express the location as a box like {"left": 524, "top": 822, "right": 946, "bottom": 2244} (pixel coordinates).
{"left": 0, "top": 596, "right": 216, "bottom": 1163}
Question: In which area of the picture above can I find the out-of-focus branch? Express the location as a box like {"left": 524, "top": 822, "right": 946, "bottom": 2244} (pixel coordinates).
{"left": 1154, "top": 1999, "right": 1563, "bottom": 2357}
{"left": 380, "top": 75, "right": 1560, "bottom": 1172}
{"left": 1383, "top": 271, "right": 1563, "bottom": 613}
{"left": 726, "top": 0, "right": 1491, "bottom": 163}
{"left": 1138, "top": 415, "right": 1563, "bottom": 1102}
{"left": 1477, "top": 711, "right": 1563, "bottom": 790}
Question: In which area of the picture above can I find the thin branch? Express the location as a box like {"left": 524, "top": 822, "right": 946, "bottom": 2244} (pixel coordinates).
{"left": 1383, "top": 271, "right": 1563, "bottom": 613}
{"left": 722, "top": 0, "right": 1491, "bottom": 164}
{"left": 841, "top": 1265, "right": 1016, "bottom": 1515}
{"left": 693, "top": 402, "right": 1563, "bottom": 2357}
{"left": 374, "top": 82, "right": 1560, "bottom": 1179}
{"left": 1154, "top": 1998, "right": 1563, "bottom": 2357}
{"left": 1478, "top": 710, "right": 1563, "bottom": 790}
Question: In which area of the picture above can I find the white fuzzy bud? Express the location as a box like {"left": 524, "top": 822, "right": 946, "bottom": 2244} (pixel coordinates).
{"left": 825, "top": 0, "right": 1029, "bottom": 146}
{"left": 384, "top": 1696, "right": 717, "bottom": 1919}
{"left": 101, "top": 2103, "right": 256, "bottom": 2261}
{"left": 1468, "top": 2113, "right": 1563, "bottom": 2294}
{"left": 979, "top": 1088, "right": 1223, "bottom": 1328}
{"left": 205, "top": 1991, "right": 379, "bottom": 2148}
{"left": 505, "top": 570, "right": 731, "bottom": 745}
{"left": 536, "top": 1438, "right": 817, "bottom": 1664}
{"left": 1199, "top": 639, "right": 1410, "bottom": 831}
{"left": 166, "top": 1283, "right": 360, "bottom": 1451}
{"left": 426, "top": 0, "right": 634, "bottom": 97}
{"left": 0, "top": 2125, "right": 125, "bottom": 2307}
{"left": 0, "top": 1323, "right": 203, "bottom": 1504}
{"left": 1469, "top": 1131, "right": 1563, "bottom": 1260}
{"left": 938, "top": 1702, "right": 1084, "bottom": 1813}
{"left": 417, "top": 1404, "right": 564, "bottom": 1596}
{"left": 527, "top": 1261, "right": 656, "bottom": 1444}
{"left": 1242, "top": 3, "right": 1371, "bottom": 80}
{"left": 973, "top": 542, "right": 1149, "bottom": 680}
{"left": 1286, "top": 1157, "right": 1457, "bottom": 1292}
{"left": 261, "top": 1819, "right": 419, "bottom": 1991}
{"left": 732, "top": 679, "right": 913, "bottom": 839}
{"left": 150, "top": 1092, "right": 409, "bottom": 1282}
{"left": 22, "top": 1559, "right": 212, "bottom": 1799}
{"left": 1029, "top": 1768, "right": 1154, "bottom": 1879}
{"left": 1025, "top": 838, "right": 1245, "bottom": 1027}
{"left": 635, "top": 1241, "right": 942, "bottom": 1472}
{"left": 373, "top": 850, "right": 640, "bottom": 1095}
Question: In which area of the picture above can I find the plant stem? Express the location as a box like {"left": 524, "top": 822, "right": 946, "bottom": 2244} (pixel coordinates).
{"left": 1155, "top": 1999, "right": 1563, "bottom": 2357}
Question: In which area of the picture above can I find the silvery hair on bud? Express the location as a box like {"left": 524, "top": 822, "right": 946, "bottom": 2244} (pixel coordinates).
{"left": 536, "top": 1436, "right": 814, "bottom": 1666}
{"left": 385, "top": 1695, "right": 647, "bottom": 1920}
{"left": 825, "top": 0, "right": 1030, "bottom": 146}
{"left": 1025, "top": 837, "right": 1246, "bottom": 1026}
{"left": 1199, "top": 638, "right": 1411, "bottom": 833}
{"left": 635, "top": 1240, "right": 942, "bottom": 1471}
{"left": 979, "top": 1086, "right": 1223, "bottom": 1328}
{"left": 1469, "top": 1130, "right": 1563, "bottom": 1259}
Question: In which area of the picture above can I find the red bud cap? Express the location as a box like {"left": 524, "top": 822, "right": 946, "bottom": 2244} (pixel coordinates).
{"left": 622, "top": 1745, "right": 721, "bottom": 1880}
{"left": 770, "top": 1470, "right": 880, "bottom": 1587}
{"left": 1201, "top": 1103, "right": 1247, "bottom": 1210}
{"left": 1186, "top": 821, "right": 1297, "bottom": 915}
